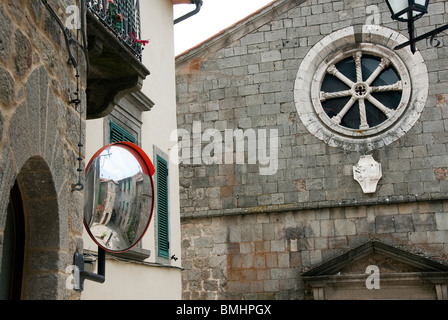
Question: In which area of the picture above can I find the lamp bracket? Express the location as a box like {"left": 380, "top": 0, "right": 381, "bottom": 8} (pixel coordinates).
{"left": 395, "top": 23, "right": 448, "bottom": 51}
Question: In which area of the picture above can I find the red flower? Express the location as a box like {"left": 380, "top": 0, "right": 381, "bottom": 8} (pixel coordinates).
{"left": 131, "top": 33, "right": 149, "bottom": 46}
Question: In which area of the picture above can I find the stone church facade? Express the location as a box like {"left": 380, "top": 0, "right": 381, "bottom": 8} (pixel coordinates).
{"left": 175, "top": 0, "right": 448, "bottom": 299}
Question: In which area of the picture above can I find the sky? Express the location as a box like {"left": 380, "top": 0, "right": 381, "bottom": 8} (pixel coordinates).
{"left": 173, "top": 0, "right": 276, "bottom": 55}
{"left": 100, "top": 146, "right": 142, "bottom": 181}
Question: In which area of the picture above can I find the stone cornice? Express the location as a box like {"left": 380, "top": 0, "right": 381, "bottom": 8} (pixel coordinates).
{"left": 180, "top": 193, "right": 448, "bottom": 219}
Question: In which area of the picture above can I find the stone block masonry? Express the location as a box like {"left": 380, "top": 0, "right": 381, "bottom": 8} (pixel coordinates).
{"left": 0, "top": 0, "right": 86, "bottom": 300}
{"left": 181, "top": 200, "right": 448, "bottom": 300}
{"left": 176, "top": 0, "right": 448, "bottom": 300}
{"left": 176, "top": 0, "right": 448, "bottom": 219}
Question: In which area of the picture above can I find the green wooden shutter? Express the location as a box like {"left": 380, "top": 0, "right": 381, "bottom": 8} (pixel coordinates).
{"left": 157, "top": 155, "right": 169, "bottom": 258}
{"left": 110, "top": 121, "right": 136, "bottom": 144}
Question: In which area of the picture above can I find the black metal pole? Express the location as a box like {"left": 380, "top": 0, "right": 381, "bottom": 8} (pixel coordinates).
{"left": 97, "top": 247, "right": 106, "bottom": 277}
{"left": 395, "top": 23, "right": 448, "bottom": 51}
{"left": 74, "top": 247, "right": 106, "bottom": 290}
{"left": 408, "top": 10, "right": 416, "bottom": 53}
{"left": 81, "top": 247, "right": 106, "bottom": 284}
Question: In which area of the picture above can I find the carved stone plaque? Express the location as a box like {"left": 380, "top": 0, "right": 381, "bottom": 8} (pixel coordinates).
{"left": 353, "top": 155, "right": 382, "bottom": 194}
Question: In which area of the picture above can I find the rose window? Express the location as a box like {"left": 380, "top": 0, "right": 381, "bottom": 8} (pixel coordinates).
{"left": 311, "top": 44, "right": 411, "bottom": 138}
{"left": 295, "top": 26, "right": 429, "bottom": 152}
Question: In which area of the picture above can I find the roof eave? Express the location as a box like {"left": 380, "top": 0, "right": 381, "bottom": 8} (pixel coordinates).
{"left": 175, "top": 0, "right": 305, "bottom": 64}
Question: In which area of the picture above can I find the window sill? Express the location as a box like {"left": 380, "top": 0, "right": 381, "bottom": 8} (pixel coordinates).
{"left": 109, "top": 247, "right": 151, "bottom": 261}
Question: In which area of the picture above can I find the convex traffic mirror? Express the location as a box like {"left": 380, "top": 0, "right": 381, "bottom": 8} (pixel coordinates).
{"left": 84, "top": 142, "right": 155, "bottom": 253}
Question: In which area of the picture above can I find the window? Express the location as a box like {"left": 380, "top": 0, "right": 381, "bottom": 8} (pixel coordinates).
{"left": 295, "top": 26, "right": 428, "bottom": 152}
{"left": 320, "top": 54, "right": 402, "bottom": 131}
{"left": 110, "top": 121, "right": 136, "bottom": 144}
{"left": 313, "top": 45, "right": 411, "bottom": 139}
{"left": 101, "top": 93, "right": 153, "bottom": 260}
{"left": 157, "top": 154, "right": 169, "bottom": 259}
{"left": 105, "top": 91, "right": 154, "bottom": 148}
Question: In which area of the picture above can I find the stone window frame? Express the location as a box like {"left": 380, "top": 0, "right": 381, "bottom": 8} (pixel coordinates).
{"left": 104, "top": 91, "right": 154, "bottom": 147}
{"left": 294, "top": 25, "right": 429, "bottom": 153}
{"left": 104, "top": 91, "right": 154, "bottom": 261}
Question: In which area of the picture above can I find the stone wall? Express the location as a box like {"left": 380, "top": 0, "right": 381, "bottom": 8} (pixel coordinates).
{"left": 0, "top": 0, "right": 85, "bottom": 299}
{"left": 176, "top": 0, "right": 448, "bottom": 217}
{"left": 182, "top": 200, "right": 448, "bottom": 299}
{"left": 176, "top": 0, "right": 448, "bottom": 299}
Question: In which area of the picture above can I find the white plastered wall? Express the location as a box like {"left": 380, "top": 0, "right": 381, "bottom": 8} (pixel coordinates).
{"left": 82, "top": 0, "right": 182, "bottom": 300}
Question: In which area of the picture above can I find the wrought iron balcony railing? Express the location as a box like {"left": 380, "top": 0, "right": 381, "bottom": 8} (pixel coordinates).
{"left": 86, "top": 0, "right": 144, "bottom": 61}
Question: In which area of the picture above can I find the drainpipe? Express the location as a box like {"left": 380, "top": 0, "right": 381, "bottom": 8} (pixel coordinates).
{"left": 174, "top": 0, "right": 203, "bottom": 25}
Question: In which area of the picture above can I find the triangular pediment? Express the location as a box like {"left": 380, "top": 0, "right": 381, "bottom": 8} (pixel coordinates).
{"left": 302, "top": 241, "right": 448, "bottom": 300}
{"left": 303, "top": 240, "right": 448, "bottom": 277}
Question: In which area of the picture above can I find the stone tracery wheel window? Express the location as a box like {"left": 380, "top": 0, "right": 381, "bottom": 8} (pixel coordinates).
{"left": 314, "top": 45, "right": 411, "bottom": 137}
{"left": 295, "top": 26, "right": 429, "bottom": 152}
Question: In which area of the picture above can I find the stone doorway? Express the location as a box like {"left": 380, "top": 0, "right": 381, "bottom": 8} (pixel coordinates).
{"left": 1, "top": 156, "right": 63, "bottom": 300}
{"left": 302, "top": 241, "right": 448, "bottom": 300}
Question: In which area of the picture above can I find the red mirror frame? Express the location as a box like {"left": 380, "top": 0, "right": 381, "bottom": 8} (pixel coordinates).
{"left": 84, "top": 142, "right": 155, "bottom": 253}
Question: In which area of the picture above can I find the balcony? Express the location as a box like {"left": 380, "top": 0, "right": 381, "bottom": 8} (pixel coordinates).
{"left": 86, "top": 0, "right": 144, "bottom": 60}
{"left": 86, "top": 0, "right": 150, "bottom": 119}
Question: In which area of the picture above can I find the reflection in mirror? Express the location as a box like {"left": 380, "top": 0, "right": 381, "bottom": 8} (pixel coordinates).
{"left": 84, "top": 144, "right": 154, "bottom": 253}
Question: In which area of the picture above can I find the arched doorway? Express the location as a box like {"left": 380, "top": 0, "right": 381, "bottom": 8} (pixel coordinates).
{"left": 0, "top": 182, "right": 25, "bottom": 300}
{"left": 0, "top": 156, "right": 62, "bottom": 300}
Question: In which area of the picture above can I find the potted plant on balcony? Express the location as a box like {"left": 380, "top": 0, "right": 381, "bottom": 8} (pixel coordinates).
{"left": 106, "top": 0, "right": 123, "bottom": 30}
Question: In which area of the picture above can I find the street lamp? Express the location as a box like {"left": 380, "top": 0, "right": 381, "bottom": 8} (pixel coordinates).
{"left": 386, "top": 0, "right": 448, "bottom": 53}
{"left": 385, "top": 0, "right": 429, "bottom": 22}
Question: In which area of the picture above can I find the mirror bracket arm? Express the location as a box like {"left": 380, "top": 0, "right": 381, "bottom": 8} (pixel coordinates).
{"left": 73, "top": 247, "right": 106, "bottom": 291}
